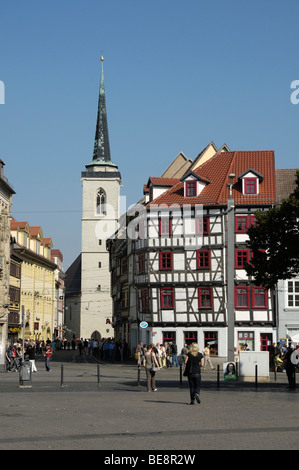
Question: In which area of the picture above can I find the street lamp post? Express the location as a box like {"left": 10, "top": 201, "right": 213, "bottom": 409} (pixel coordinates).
{"left": 227, "top": 174, "right": 235, "bottom": 362}
{"left": 21, "top": 305, "right": 25, "bottom": 363}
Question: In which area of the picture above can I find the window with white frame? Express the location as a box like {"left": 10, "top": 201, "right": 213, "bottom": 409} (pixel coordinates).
{"left": 287, "top": 280, "right": 299, "bottom": 307}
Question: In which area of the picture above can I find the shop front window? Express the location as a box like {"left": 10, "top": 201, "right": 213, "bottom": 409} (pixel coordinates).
{"left": 203, "top": 331, "right": 218, "bottom": 355}
{"left": 238, "top": 331, "right": 254, "bottom": 351}
{"left": 184, "top": 331, "right": 198, "bottom": 346}
{"left": 162, "top": 331, "right": 176, "bottom": 344}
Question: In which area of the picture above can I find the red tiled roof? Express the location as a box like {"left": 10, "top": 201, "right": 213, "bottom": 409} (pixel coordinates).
{"left": 41, "top": 237, "right": 52, "bottom": 245}
{"left": 51, "top": 249, "right": 63, "bottom": 261}
{"left": 29, "top": 226, "right": 42, "bottom": 237}
{"left": 10, "top": 220, "right": 28, "bottom": 230}
{"left": 148, "top": 177, "right": 180, "bottom": 187}
{"left": 147, "top": 150, "right": 276, "bottom": 207}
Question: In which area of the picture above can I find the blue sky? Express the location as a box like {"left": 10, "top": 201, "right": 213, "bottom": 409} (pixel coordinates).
{"left": 0, "top": 0, "right": 298, "bottom": 269}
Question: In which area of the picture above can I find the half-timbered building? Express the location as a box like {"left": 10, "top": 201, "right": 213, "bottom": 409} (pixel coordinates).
{"left": 109, "top": 149, "right": 278, "bottom": 358}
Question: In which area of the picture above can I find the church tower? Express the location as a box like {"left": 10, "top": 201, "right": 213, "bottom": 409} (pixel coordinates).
{"left": 80, "top": 57, "right": 121, "bottom": 340}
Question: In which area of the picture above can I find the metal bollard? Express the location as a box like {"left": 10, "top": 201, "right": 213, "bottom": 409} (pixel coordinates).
{"left": 60, "top": 365, "right": 63, "bottom": 387}
{"left": 255, "top": 364, "right": 258, "bottom": 388}
{"left": 217, "top": 364, "right": 220, "bottom": 388}
{"left": 97, "top": 364, "right": 101, "bottom": 388}
{"left": 137, "top": 365, "right": 141, "bottom": 386}
{"left": 179, "top": 363, "right": 183, "bottom": 386}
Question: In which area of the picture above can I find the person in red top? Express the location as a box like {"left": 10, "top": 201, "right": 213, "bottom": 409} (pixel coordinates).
{"left": 44, "top": 342, "right": 52, "bottom": 372}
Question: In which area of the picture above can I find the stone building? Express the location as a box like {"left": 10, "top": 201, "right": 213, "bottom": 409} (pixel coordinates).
{"left": 0, "top": 159, "right": 15, "bottom": 363}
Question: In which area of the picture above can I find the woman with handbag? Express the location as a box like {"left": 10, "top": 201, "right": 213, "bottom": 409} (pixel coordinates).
{"left": 145, "top": 344, "right": 160, "bottom": 392}
{"left": 184, "top": 343, "right": 204, "bottom": 405}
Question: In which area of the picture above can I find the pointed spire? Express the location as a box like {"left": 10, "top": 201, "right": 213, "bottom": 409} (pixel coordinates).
{"left": 88, "top": 56, "right": 117, "bottom": 168}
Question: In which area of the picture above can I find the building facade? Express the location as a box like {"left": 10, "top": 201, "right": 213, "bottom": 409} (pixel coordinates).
{"left": 9, "top": 237, "right": 22, "bottom": 343}
{"left": 275, "top": 169, "right": 299, "bottom": 344}
{"left": 277, "top": 277, "right": 299, "bottom": 343}
{"left": 51, "top": 249, "right": 65, "bottom": 338}
{"left": 10, "top": 219, "right": 61, "bottom": 342}
{"left": 0, "top": 160, "right": 15, "bottom": 363}
{"left": 110, "top": 149, "right": 278, "bottom": 359}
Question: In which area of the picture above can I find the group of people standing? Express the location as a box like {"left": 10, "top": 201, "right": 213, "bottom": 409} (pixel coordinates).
{"left": 135, "top": 341, "right": 180, "bottom": 368}
{"left": 76, "top": 338, "right": 129, "bottom": 363}
{"left": 136, "top": 341, "right": 216, "bottom": 400}
{"left": 135, "top": 341, "right": 216, "bottom": 371}
{"left": 271, "top": 343, "right": 299, "bottom": 389}
{"left": 5, "top": 339, "right": 53, "bottom": 372}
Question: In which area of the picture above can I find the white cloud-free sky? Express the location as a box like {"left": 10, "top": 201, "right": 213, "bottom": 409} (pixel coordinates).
{"left": 1, "top": 0, "right": 298, "bottom": 268}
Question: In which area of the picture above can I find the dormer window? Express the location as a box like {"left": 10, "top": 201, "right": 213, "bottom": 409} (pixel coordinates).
{"left": 244, "top": 178, "right": 257, "bottom": 195}
{"left": 238, "top": 169, "right": 263, "bottom": 196}
{"left": 186, "top": 181, "right": 197, "bottom": 197}
{"left": 181, "top": 171, "right": 211, "bottom": 199}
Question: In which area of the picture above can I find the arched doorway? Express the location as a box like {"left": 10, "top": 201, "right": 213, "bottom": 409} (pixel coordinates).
{"left": 91, "top": 330, "right": 101, "bottom": 341}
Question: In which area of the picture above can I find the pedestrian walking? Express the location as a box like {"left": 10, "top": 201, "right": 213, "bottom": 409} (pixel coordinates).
{"left": 184, "top": 343, "right": 204, "bottom": 405}
{"left": 181, "top": 344, "right": 188, "bottom": 365}
{"left": 171, "top": 341, "right": 179, "bottom": 367}
{"left": 160, "top": 343, "right": 166, "bottom": 368}
{"left": 155, "top": 343, "right": 162, "bottom": 367}
{"left": 144, "top": 344, "right": 160, "bottom": 392}
{"left": 44, "top": 342, "right": 52, "bottom": 372}
{"left": 202, "top": 344, "right": 215, "bottom": 370}
{"left": 77, "top": 338, "right": 83, "bottom": 355}
{"left": 26, "top": 344, "right": 37, "bottom": 372}
{"left": 135, "top": 341, "right": 142, "bottom": 366}
{"left": 164, "top": 342, "right": 171, "bottom": 368}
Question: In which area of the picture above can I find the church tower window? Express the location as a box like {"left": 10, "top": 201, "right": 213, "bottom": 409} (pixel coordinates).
{"left": 96, "top": 188, "right": 106, "bottom": 215}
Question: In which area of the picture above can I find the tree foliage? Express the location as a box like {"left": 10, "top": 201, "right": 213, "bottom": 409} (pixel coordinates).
{"left": 246, "top": 171, "right": 299, "bottom": 289}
